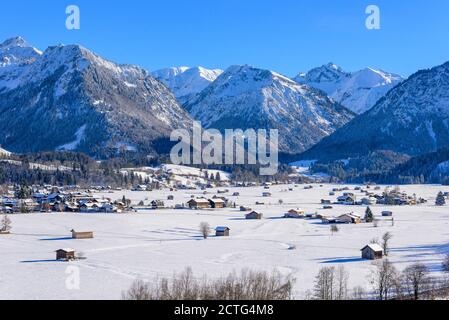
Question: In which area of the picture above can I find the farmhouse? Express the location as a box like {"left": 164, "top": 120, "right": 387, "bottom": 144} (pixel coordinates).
{"left": 99, "top": 203, "right": 116, "bottom": 213}
{"left": 337, "top": 213, "right": 362, "bottom": 224}
{"left": 71, "top": 229, "right": 94, "bottom": 239}
{"left": 284, "top": 209, "right": 305, "bottom": 219}
{"left": 56, "top": 248, "right": 76, "bottom": 261}
{"left": 337, "top": 195, "right": 356, "bottom": 205}
{"left": 187, "top": 199, "right": 210, "bottom": 209}
{"left": 321, "top": 217, "right": 340, "bottom": 224}
{"left": 215, "top": 226, "right": 230, "bottom": 237}
{"left": 262, "top": 192, "right": 272, "bottom": 197}
{"left": 208, "top": 198, "right": 225, "bottom": 209}
{"left": 361, "top": 244, "right": 384, "bottom": 260}
{"left": 79, "top": 202, "right": 100, "bottom": 213}
{"left": 361, "top": 197, "right": 377, "bottom": 206}
{"left": 246, "top": 211, "right": 263, "bottom": 220}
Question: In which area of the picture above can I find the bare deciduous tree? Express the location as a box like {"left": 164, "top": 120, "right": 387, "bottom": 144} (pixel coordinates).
{"left": 200, "top": 222, "right": 210, "bottom": 239}
{"left": 370, "top": 259, "right": 399, "bottom": 300}
{"left": 313, "top": 267, "right": 335, "bottom": 300}
{"left": 335, "top": 265, "right": 349, "bottom": 300}
{"left": 1, "top": 214, "right": 11, "bottom": 232}
{"left": 122, "top": 280, "right": 152, "bottom": 300}
{"left": 382, "top": 232, "right": 393, "bottom": 256}
{"left": 330, "top": 225, "right": 339, "bottom": 236}
{"left": 404, "top": 263, "right": 430, "bottom": 300}
{"left": 351, "top": 286, "right": 366, "bottom": 300}
{"left": 122, "top": 268, "right": 294, "bottom": 300}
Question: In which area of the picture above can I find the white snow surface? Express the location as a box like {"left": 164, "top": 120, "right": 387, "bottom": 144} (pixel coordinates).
{"left": 152, "top": 66, "right": 223, "bottom": 100}
{"left": 2, "top": 184, "right": 449, "bottom": 300}
{"left": 56, "top": 125, "right": 87, "bottom": 151}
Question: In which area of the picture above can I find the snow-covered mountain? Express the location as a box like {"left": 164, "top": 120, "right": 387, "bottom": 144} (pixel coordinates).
{"left": 0, "top": 37, "right": 42, "bottom": 92}
{"left": 0, "top": 37, "right": 193, "bottom": 157}
{"left": 300, "top": 61, "right": 449, "bottom": 161}
{"left": 295, "top": 63, "right": 404, "bottom": 114}
{"left": 0, "top": 36, "right": 41, "bottom": 67}
{"left": 185, "top": 65, "right": 355, "bottom": 153}
{"left": 152, "top": 66, "right": 223, "bottom": 104}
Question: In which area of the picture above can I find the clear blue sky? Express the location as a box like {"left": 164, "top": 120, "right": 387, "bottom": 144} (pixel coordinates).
{"left": 1, "top": 0, "right": 448, "bottom": 77}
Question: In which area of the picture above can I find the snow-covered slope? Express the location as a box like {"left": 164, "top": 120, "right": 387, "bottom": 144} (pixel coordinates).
{"left": 300, "top": 61, "right": 449, "bottom": 160}
{"left": 152, "top": 66, "right": 223, "bottom": 104}
{"left": 0, "top": 37, "right": 193, "bottom": 157}
{"left": 0, "top": 37, "right": 42, "bottom": 92}
{"left": 0, "top": 36, "right": 41, "bottom": 67}
{"left": 295, "top": 63, "right": 404, "bottom": 114}
{"left": 185, "top": 65, "right": 355, "bottom": 154}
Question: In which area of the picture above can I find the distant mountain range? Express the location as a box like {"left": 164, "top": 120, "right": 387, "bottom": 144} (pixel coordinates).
{"left": 184, "top": 65, "right": 355, "bottom": 153}
{"left": 152, "top": 66, "right": 223, "bottom": 105}
{"left": 4, "top": 35, "right": 447, "bottom": 172}
{"left": 0, "top": 37, "right": 193, "bottom": 158}
{"left": 300, "top": 61, "right": 449, "bottom": 162}
{"left": 295, "top": 63, "right": 404, "bottom": 114}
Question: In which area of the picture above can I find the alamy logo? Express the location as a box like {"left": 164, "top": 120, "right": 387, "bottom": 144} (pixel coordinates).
{"left": 66, "top": 5, "right": 81, "bottom": 30}
{"left": 65, "top": 266, "right": 80, "bottom": 290}
{"left": 365, "top": 5, "right": 381, "bottom": 30}
{"left": 170, "top": 122, "right": 279, "bottom": 176}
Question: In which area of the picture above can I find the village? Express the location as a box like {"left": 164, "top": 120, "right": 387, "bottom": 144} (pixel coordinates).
{"left": 2, "top": 165, "right": 449, "bottom": 299}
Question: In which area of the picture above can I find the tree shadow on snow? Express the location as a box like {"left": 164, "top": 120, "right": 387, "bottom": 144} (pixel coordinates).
{"left": 319, "top": 257, "right": 365, "bottom": 264}
{"left": 20, "top": 259, "right": 64, "bottom": 264}
{"left": 39, "top": 237, "right": 73, "bottom": 241}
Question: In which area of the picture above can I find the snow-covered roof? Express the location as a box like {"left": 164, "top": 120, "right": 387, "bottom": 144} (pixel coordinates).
{"left": 209, "top": 198, "right": 225, "bottom": 203}
{"left": 189, "top": 198, "right": 210, "bottom": 204}
{"left": 362, "top": 244, "right": 383, "bottom": 252}
{"left": 56, "top": 248, "right": 75, "bottom": 253}
{"left": 216, "top": 227, "right": 230, "bottom": 232}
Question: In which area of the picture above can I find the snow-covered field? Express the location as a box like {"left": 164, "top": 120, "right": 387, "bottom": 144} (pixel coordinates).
{"left": 2, "top": 184, "right": 449, "bottom": 300}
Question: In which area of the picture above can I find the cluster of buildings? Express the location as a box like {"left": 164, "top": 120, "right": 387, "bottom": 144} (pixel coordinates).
{"left": 329, "top": 186, "right": 427, "bottom": 207}
{"left": 187, "top": 197, "right": 228, "bottom": 209}
{"left": 0, "top": 185, "right": 130, "bottom": 214}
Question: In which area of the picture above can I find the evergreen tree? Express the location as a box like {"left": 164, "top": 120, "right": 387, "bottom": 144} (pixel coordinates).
{"left": 436, "top": 191, "right": 446, "bottom": 206}
{"left": 364, "top": 206, "right": 374, "bottom": 223}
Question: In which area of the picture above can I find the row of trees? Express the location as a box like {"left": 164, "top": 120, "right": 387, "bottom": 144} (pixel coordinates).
{"left": 122, "top": 268, "right": 294, "bottom": 300}
{"left": 311, "top": 256, "right": 449, "bottom": 301}
{"left": 121, "top": 252, "right": 449, "bottom": 301}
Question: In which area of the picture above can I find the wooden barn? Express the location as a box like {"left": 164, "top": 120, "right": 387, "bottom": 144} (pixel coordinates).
{"left": 56, "top": 248, "right": 76, "bottom": 261}
{"left": 245, "top": 211, "right": 263, "bottom": 220}
{"left": 209, "top": 198, "right": 225, "bottom": 209}
{"left": 262, "top": 192, "right": 272, "bottom": 197}
{"left": 337, "top": 213, "right": 362, "bottom": 224}
{"left": 151, "top": 200, "right": 165, "bottom": 209}
{"left": 215, "top": 226, "right": 230, "bottom": 237}
{"left": 284, "top": 209, "right": 305, "bottom": 219}
{"left": 187, "top": 199, "right": 210, "bottom": 209}
{"left": 71, "top": 229, "right": 94, "bottom": 239}
{"left": 361, "top": 244, "right": 384, "bottom": 260}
